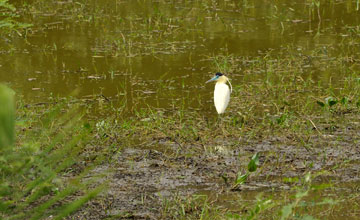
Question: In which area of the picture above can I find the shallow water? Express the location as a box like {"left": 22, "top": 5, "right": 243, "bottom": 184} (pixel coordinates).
{"left": 2, "top": 1, "right": 360, "bottom": 218}
{"left": 1, "top": 0, "right": 359, "bottom": 116}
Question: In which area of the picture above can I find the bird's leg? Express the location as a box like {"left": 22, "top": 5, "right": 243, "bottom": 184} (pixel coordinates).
{"left": 215, "top": 114, "right": 221, "bottom": 127}
{"left": 216, "top": 114, "right": 229, "bottom": 136}
{"left": 221, "top": 118, "right": 229, "bottom": 136}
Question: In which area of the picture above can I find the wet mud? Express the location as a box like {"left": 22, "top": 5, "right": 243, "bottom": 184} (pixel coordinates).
{"left": 71, "top": 126, "right": 360, "bottom": 219}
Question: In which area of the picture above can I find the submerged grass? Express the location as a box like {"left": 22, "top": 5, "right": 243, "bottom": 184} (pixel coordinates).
{"left": 1, "top": 0, "right": 360, "bottom": 219}
{"left": 3, "top": 44, "right": 359, "bottom": 218}
{"left": 107, "top": 46, "right": 360, "bottom": 147}
{"left": 81, "top": 45, "right": 359, "bottom": 219}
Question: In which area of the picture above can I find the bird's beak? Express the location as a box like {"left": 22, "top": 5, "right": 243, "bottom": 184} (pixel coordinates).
{"left": 205, "top": 76, "right": 218, "bottom": 83}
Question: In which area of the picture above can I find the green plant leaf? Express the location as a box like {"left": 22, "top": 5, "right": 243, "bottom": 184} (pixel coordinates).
{"left": 248, "top": 153, "right": 260, "bottom": 172}
{"left": 276, "top": 114, "right": 287, "bottom": 125}
{"left": 340, "top": 97, "right": 348, "bottom": 105}
{"left": 235, "top": 172, "right": 249, "bottom": 185}
{"left": 325, "top": 97, "right": 338, "bottom": 107}
{"left": 316, "top": 101, "right": 325, "bottom": 107}
{"left": 0, "top": 84, "right": 15, "bottom": 147}
{"left": 0, "top": 0, "right": 16, "bottom": 11}
{"left": 328, "top": 100, "right": 338, "bottom": 106}
{"left": 283, "top": 177, "right": 299, "bottom": 183}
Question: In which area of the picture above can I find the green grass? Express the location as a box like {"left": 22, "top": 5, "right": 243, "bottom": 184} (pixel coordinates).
{"left": 0, "top": 0, "right": 31, "bottom": 36}
{"left": 1, "top": 0, "right": 360, "bottom": 219}
{"left": 0, "top": 85, "right": 105, "bottom": 220}
{"left": 2, "top": 45, "right": 359, "bottom": 218}
{"left": 160, "top": 172, "right": 339, "bottom": 220}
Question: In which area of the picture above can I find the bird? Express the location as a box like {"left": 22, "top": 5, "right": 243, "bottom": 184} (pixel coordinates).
{"left": 206, "top": 72, "right": 232, "bottom": 114}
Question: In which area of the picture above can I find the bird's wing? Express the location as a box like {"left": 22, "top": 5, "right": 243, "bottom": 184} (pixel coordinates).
{"left": 214, "top": 83, "right": 230, "bottom": 114}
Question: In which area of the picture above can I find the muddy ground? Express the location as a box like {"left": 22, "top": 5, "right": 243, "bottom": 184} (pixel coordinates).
{"left": 70, "top": 120, "right": 360, "bottom": 219}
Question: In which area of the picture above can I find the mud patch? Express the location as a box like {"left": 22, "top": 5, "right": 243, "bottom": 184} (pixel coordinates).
{"left": 71, "top": 130, "right": 360, "bottom": 219}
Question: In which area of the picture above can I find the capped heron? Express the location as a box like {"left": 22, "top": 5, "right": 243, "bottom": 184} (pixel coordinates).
{"left": 206, "top": 72, "right": 232, "bottom": 114}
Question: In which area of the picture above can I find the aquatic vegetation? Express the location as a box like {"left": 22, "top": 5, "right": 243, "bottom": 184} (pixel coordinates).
{"left": 234, "top": 153, "right": 260, "bottom": 187}
{"left": 0, "top": 0, "right": 360, "bottom": 219}
{"left": 0, "top": 0, "right": 31, "bottom": 36}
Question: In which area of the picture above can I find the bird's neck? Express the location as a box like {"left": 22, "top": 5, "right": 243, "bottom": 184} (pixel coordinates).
{"left": 216, "top": 76, "right": 228, "bottom": 84}
{"left": 216, "top": 75, "right": 232, "bottom": 93}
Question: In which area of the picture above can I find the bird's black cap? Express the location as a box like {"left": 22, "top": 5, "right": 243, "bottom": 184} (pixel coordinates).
{"left": 215, "top": 72, "right": 223, "bottom": 76}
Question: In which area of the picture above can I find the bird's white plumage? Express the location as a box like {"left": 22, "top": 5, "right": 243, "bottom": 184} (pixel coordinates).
{"left": 214, "top": 82, "right": 230, "bottom": 114}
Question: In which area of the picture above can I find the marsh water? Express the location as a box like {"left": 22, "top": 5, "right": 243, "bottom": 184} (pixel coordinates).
{"left": 1, "top": 1, "right": 360, "bottom": 218}
{"left": 1, "top": 0, "right": 359, "bottom": 115}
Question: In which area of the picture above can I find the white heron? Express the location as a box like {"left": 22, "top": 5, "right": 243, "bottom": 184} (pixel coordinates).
{"left": 206, "top": 72, "right": 232, "bottom": 114}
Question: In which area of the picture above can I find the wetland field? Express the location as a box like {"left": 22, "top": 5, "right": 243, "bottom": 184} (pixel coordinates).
{"left": 1, "top": 0, "right": 360, "bottom": 219}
